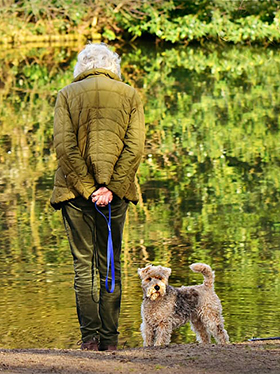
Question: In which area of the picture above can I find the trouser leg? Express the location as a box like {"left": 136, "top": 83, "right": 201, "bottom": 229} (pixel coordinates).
{"left": 62, "top": 196, "right": 128, "bottom": 347}
{"left": 62, "top": 201, "right": 101, "bottom": 343}
{"left": 95, "top": 196, "right": 128, "bottom": 348}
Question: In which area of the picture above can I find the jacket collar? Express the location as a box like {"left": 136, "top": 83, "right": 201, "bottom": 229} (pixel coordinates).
{"left": 73, "top": 68, "right": 121, "bottom": 83}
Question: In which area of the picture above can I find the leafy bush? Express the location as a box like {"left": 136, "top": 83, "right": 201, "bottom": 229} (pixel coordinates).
{"left": 0, "top": 0, "right": 280, "bottom": 44}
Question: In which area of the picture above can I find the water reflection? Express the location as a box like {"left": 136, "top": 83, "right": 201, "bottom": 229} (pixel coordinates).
{"left": 0, "top": 42, "right": 279, "bottom": 348}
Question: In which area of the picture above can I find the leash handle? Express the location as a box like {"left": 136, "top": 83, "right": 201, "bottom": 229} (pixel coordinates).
{"left": 94, "top": 202, "right": 115, "bottom": 293}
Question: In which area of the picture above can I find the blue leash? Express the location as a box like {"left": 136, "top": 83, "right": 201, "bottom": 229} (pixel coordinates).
{"left": 94, "top": 202, "right": 115, "bottom": 293}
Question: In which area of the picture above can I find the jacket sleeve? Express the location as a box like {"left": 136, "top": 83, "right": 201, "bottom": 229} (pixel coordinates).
{"left": 107, "top": 90, "right": 145, "bottom": 199}
{"left": 53, "top": 91, "right": 96, "bottom": 199}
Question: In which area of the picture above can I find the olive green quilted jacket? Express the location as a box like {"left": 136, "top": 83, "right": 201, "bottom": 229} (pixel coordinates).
{"left": 50, "top": 68, "right": 145, "bottom": 209}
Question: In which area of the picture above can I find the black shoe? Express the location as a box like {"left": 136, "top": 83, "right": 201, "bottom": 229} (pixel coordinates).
{"left": 99, "top": 344, "right": 117, "bottom": 351}
{"left": 80, "top": 338, "right": 99, "bottom": 351}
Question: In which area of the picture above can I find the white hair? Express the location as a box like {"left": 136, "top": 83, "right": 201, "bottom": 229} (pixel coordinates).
{"left": 73, "top": 43, "right": 121, "bottom": 79}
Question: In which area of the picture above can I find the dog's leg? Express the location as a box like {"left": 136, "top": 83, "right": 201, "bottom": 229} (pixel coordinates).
{"left": 141, "top": 321, "right": 154, "bottom": 347}
{"left": 210, "top": 322, "right": 229, "bottom": 344}
{"left": 154, "top": 322, "right": 172, "bottom": 346}
{"left": 190, "top": 316, "right": 211, "bottom": 344}
{"left": 194, "top": 311, "right": 229, "bottom": 344}
{"left": 199, "top": 310, "right": 229, "bottom": 344}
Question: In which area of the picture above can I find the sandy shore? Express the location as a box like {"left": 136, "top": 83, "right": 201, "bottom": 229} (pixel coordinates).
{"left": 0, "top": 341, "right": 279, "bottom": 374}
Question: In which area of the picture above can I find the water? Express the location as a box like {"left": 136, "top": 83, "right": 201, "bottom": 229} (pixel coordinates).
{"left": 0, "top": 42, "right": 279, "bottom": 349}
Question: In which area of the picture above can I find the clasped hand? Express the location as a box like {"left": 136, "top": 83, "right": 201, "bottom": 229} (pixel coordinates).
{"left": 91, "top": 187, "right": 113, "bottom": 207}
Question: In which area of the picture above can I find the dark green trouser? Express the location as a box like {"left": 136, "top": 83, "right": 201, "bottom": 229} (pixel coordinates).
{"left": 61, "top": 195, "right": 128, "bottom": 348}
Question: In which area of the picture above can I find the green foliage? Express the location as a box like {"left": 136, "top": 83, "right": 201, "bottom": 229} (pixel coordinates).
{"left": 0, "top": 42, "right": 280, "bottom": 347}
{"left": 0, "top": 0, "right": 280, "bottom": 44}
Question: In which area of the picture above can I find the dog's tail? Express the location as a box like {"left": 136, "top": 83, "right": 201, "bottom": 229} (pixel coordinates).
{"left": 190, "top": 263, "right": 214, "bottom": 289}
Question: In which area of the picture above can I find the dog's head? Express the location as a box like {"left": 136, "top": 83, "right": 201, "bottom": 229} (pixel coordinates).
{"left": 138, "top": 264, "right": 171, "bottom": 301}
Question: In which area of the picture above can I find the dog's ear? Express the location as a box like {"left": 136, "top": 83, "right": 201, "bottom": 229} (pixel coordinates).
{"left": 137, "top": 268, "right": 144, "bottom": 279}
{"left": 138, "top": 265, "right": 152, "bottom": 279}
{"left": 161, "top": 266, "right": 172, "bottom": 279}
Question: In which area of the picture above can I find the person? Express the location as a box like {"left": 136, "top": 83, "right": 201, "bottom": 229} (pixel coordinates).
{"left": 50, "top": 43, "right": 145, "bottom": 351}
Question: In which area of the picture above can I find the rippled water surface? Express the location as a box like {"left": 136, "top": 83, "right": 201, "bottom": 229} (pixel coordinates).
{"left": 0, "top": 42, "right": 279, "bottom": 348}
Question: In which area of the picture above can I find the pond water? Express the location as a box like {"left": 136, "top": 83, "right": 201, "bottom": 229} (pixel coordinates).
{"left": 0, "top": 41, "right": 279, "bottom": 349}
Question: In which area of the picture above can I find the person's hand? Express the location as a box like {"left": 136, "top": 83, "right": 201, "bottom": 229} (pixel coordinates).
{"left": 91, "top": 187, "right": 113, "bottom": 207}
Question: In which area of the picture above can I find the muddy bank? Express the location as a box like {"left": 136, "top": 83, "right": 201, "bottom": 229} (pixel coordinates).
{"left": 0, "top": 341, "right": 279, "bottom": 374}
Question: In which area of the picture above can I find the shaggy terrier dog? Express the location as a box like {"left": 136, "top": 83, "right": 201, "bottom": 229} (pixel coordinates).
{"left": 138, "top": 263, "right": 229, "bottom": 346}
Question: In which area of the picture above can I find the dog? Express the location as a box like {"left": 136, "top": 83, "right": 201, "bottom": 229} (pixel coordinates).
{"left": 138, "top": 263, "right": 229, "bottom": 346}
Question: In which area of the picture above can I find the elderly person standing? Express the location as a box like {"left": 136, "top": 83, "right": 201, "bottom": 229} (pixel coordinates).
{"left": 50, "top": 43, "right": 145, "bottom": 351}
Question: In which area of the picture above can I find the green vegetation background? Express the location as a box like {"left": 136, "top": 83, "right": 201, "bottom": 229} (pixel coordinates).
{"left": 1, "top": 0, "right": 280, "bottom": 44}
{"left": 1, "top": 0, "right": 280, "bottom": 348}
{"left": 1, "top": 41, "right": 280, "bottom": 276}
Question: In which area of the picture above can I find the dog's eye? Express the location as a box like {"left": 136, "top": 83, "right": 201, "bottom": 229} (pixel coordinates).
{"left": 147, "top": 277, "right": 152, "bottom": 281}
